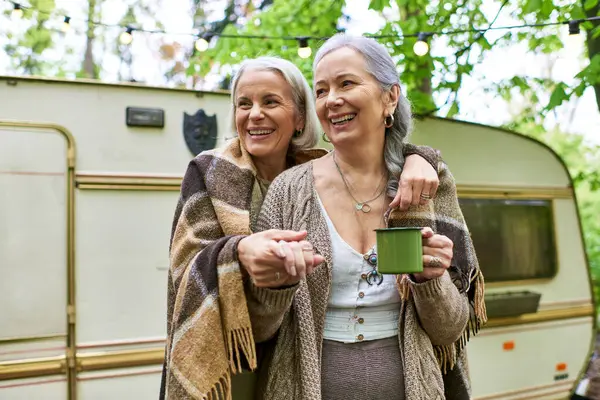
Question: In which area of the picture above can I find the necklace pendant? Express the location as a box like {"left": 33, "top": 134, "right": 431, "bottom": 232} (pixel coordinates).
{"left": 356, "top": 203, "right": 371, "bottom": 213}
{"left": 364, "top": 251, "right": 377, "bottom": 266}
{"left": 366, "top": 269, "right": 384, "bottom": 286}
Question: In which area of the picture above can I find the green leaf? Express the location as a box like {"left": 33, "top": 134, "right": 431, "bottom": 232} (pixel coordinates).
{"left": 405, "top": 18, "right": 419, "bottom": 33}
{"left": 539, "top": 0, "right": 555, "bottom": 19}
{"left": 368, "top": 0, "right": 387, "bottom": 12}
{"left": 524, "top": 0, "right": 542, "bottom": 14}
{"left": 546, "top": 83, "right": 570, "bottom": 110}
{"left": 573, "top": 81, "right": 587, "bottom": 97}
{"left": 584, "top": 0, "right": 599, "bottom": 11}
{"left": 570, "top": 5, "right": 587, "bottom": 19}
{"left": 446, "top": 102, "right": 459, "bottom": 118}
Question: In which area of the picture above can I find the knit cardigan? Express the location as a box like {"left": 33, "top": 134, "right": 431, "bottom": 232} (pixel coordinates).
{"left": 249, "top": 160, "right": 487, "bottom": 400}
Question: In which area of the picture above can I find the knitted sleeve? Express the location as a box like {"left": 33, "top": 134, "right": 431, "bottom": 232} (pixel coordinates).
{"left": 403, "top": 143, "right": 441, "bottom": 172}
{"left": 244, "top": 172, "right": 299, "bottom": 343}
{"left": 244, "top": 280, "right": 297, "bottom": 342}
{"left": 410, "top": 271, "right": 469, "bottom": 346}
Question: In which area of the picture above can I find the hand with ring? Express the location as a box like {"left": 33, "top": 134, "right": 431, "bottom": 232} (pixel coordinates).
{"left": 411, "top": 227, "right": 453, "bottom": 283}
{"left": 390, "top": 154, "right": 439, "bottom": 210}
{"left": 237, "top": 229, "right": 324, "bottom": 288}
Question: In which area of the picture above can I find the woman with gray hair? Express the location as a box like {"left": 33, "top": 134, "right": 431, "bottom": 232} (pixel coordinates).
{"left": 160, "top": 55, "right": 443, "bottom": 399}
{"left": 250, "top": 36, "right": 487, "bottom": 399}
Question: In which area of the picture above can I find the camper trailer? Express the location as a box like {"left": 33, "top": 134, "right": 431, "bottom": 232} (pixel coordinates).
{"left": 0, "top": 76, "right": 595, "bottom": 399}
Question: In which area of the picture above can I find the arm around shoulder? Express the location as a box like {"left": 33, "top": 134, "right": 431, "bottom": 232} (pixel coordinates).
{"left": 403, "top": 143, "right": 441, "bottom": 172}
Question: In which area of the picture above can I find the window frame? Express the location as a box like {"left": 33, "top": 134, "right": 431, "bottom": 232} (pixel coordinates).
{"left": 456, "top": 190, "right": 561, "bottom": 286}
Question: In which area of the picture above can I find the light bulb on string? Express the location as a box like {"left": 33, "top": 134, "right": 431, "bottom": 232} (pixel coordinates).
{"left": 568, "top": 20, "right": 581, "bottom": 35}
{"left": 12, "top": 3, "right": 23, "bottom": 19}
{"left": 565, "top": 20, "right": 581, "bottom": 48}
{"left": 61, "top": 16, "right": 71, "bottom": 33}
{"left": 195, "top": 34, "right": 212, "bottom": 52}
{"left": 413, "top": 32, "right": 430, "bottom": 57}
{"left": 297, "top": 37, "right": 311, "bottom": 59}
{"left": 119, "top": 27, "right": 134, "bottom": 45}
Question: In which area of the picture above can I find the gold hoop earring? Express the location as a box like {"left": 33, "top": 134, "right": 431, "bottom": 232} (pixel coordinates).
{"left": 385, "top": 114, "right": 394, "bottom": 128}
{"left": 322, "top": 133, "right": 331, "bottom": 143}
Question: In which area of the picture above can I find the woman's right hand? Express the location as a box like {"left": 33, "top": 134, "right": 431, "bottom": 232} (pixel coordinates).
{"left": 237, "top": 229, "right": 324, "bottom": 288}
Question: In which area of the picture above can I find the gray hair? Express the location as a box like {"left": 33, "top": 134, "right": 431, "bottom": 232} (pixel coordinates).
{"left": 229, "top": 56, "right": 320, "bottom": 151}
{"left": 313, "top": 34, "right": 413, "bottom": 196}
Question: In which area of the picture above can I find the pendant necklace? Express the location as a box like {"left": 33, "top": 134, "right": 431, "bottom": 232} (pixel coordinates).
{"left": 363, "top": 207, "right": 387, "bottom": 286}
{"left": 364, "top": 247, "right": 383, "bottom": 286}
{"left": 332, "top": 151, "right": 387, "bottom": 213}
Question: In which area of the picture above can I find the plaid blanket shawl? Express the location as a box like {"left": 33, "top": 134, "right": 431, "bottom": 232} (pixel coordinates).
{"left": 387, "top": 163, "right": 488, "bottom": 398}
{"left": 159, "top": 138, "right": 326, "bottom": 400}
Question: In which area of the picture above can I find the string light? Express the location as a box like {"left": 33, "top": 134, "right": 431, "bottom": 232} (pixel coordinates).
{"left": 568, "top": 20, "right": 580, "bottom": 35}
{"left": 3, "top": 0, "right": 600, "bottom": 56}
{"left": 61, "top": 16, "right": 71, "bottom": 32}
{"left": 195, "top": 34, "right": 212, "bottom": 52}
{"left": 11, "top": 2, "right": 23, "bottom": 19}
{"left": 119, "top": 27, "right": 134, "bottom": 45}
{"left": 565, "top": 20, "right": 581, "bottom": 48}
{"left": 297, "top": 37, "right": 311, "bottom": 59}
{"left": 413, "top": 32, "right": 430, "bottom": 56}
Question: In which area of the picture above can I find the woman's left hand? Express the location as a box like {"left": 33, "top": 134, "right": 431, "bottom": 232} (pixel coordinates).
{"left": 412, "top": 227, "right": 453, "bottom": 283}
{"left": 390, "top": 154, "right": 439, "bottom": 210}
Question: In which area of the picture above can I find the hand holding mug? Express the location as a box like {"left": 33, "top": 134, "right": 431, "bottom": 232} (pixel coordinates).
{"left": 412, "top": 227, "right": 453, "bottom": 283}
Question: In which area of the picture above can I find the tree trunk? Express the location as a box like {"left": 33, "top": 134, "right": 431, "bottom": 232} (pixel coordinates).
{"left": 584, "top": 1, "right": 600, "bottom": 113}
{"left": 82, "top": 0, "right": 97, "bottom": 79}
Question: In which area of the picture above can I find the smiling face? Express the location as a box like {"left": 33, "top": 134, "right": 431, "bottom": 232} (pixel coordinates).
{"left": 234, "top": 69, "right": 303, "bottom": 163}
{"left": 314, "top": 47, "right": 395, "bottom": 146}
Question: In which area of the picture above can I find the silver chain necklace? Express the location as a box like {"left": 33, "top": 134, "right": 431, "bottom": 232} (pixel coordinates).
{"left": 332, "top": 152, "right": 387, "bottom": 213}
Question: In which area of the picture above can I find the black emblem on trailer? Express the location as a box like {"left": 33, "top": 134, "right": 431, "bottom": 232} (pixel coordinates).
{"left": 183, "top": 109, "right": 218, "bottom": 156}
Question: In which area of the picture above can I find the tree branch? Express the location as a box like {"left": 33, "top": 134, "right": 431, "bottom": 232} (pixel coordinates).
{"left": 454, "top": 0, "right": 510, "bottom": 58}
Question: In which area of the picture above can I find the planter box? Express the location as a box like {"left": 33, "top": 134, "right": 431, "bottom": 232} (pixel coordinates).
{"left": 484, "top": 291, "right": 542, "bottom": 318}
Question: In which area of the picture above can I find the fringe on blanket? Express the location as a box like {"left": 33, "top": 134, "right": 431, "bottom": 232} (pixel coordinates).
{"left": 226, "top": 327, "right": 258, "bottom": 373}
{"left": 205, "top": 373, "right": 232, "bottom": 400}
{"left": 398, "top": 269, "right": 487, "bottom": 374}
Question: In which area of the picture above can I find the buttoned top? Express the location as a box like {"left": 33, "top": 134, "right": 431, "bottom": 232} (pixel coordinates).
{"left": 317, "top": 196, "right": 401, "bottom": 343}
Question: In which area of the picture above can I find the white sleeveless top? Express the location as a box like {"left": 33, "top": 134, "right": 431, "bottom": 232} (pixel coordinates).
{"left": 317, "top": 196, "right": 401, "bottom": 343}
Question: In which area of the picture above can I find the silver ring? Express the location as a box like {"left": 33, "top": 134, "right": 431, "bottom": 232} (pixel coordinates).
{"left": 429, "top": 256, "right": 443, "bottom": 268}
{"left": 420, "top": 193, "right": 431, "bottom": 200}
{"left": 275, "top": 271, "right": 281, "bottom": 281}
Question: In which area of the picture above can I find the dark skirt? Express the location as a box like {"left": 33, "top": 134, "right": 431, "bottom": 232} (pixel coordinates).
{"left": 321, "top": 336, "right": 405, "bottom": 400}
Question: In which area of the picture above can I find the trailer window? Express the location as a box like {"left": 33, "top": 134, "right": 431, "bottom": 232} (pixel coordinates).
{"left": 458, "top": 198, "right": 557, "bottom": 282}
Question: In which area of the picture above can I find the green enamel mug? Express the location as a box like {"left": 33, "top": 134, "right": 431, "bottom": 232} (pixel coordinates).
{"left": 375, "top": 227, "right": 423, "bottom": 274}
